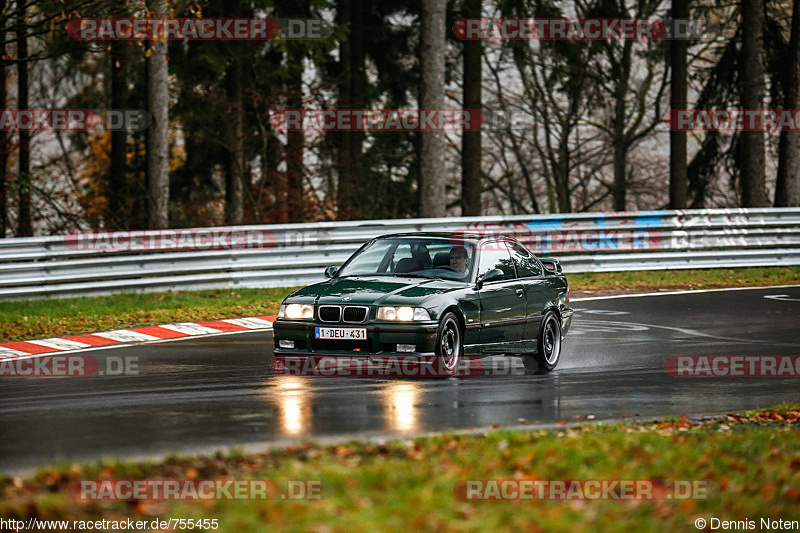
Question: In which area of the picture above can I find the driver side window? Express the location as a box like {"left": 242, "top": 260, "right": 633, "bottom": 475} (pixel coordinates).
{"left": 477, "top": 243, "right": 516, "bottom": 281}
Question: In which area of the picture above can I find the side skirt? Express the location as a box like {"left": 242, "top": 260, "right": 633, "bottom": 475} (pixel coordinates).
{"left": 464, "top": 339, "right": 535, "bottom": 356}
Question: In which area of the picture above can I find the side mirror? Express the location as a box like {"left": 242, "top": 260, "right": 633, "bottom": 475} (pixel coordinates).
{"left": 477, "top": 268, "right": 504, "bottom": 287}
{"left": 324, "top": 266, "right": 338, "bottom": 278}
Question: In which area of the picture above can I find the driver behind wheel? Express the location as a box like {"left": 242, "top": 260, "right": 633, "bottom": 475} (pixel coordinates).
{"left": 449, "top": 246, "right": 469, "bottom": 275}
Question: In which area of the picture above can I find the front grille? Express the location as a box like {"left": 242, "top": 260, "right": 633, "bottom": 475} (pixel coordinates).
{"left": 318, "top": 305, "right": 368, "bottom": 323}
{"left": 342, "top": 306, "right": 368, "bottom": 323}
{"left": 311, "top": 339, "right": 372, "bottom": 352}
{"left": 318, "top": 305, "right": 341, "bottom": 322}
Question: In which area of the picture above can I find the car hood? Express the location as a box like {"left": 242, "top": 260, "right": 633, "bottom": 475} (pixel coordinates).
{"left": 288, "top": 276, "right": 464, "bottom": 307}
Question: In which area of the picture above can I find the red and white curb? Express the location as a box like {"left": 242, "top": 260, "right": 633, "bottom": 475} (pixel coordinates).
{"left": 0, "top": 315, "right": 277, "bottom": 361}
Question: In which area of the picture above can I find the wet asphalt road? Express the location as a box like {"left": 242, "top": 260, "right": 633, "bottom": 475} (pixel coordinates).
{"left": 1, "top": 286, "right": 799, "bottom": 474}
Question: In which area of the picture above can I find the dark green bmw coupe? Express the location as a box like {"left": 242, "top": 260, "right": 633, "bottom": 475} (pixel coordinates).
{"left": 272, "top": 233, "right": 573, "bottom": 376}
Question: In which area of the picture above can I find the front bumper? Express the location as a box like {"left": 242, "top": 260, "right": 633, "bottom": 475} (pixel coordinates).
{"left": 273, "top": 319, "right": 439, "bottom": 357}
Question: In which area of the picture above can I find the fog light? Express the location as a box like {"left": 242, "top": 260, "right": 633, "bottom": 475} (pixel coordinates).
{"left": 397, "top": 344, "right": 416, "bottom": 353}
{"left": 278, "top": 340, "right": 295, "bottom": 349}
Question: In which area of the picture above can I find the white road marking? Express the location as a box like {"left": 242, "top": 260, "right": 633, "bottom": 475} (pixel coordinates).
{"left": 93, "top": 330, "right": 161, "bottom": 343}
{"left": 764, "top": 294, "right": 800, "bottom": 302}
{"left": 223, "top": 317, "right": 274, "bottom": 329}
{"left": 159, "top": 323, "right": 223, "bottom": 336}
{"left": 26, "top": 338, "right": 92, "bottom": 351}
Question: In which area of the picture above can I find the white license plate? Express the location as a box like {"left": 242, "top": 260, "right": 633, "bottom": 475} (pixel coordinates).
{"left": 315, "top": 327, "right": 367, "bottom": 340}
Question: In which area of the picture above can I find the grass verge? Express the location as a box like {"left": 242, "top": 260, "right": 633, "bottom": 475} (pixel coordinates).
{"left": 1, "top": 405, "right": 799, "bottom": 532}
{"left": 1, "top": 266, "right": 798, "bottom": 343}
{"left": 0, "top": 288, "right": 293, "bottom": 343}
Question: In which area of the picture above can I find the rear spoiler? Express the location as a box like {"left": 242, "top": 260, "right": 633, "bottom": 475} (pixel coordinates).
{"left": 540, "top": 258, "right": 562, "bottom": 273}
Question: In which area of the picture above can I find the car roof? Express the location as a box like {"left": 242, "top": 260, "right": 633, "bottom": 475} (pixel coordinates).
{"left": 373, "top": 232, "right": 522, "bottom": 246}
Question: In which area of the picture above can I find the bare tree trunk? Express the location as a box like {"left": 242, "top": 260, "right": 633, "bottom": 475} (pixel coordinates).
{"left": 0, "top": 0, "right": 6, "bottom": 238}
{"left": 612, "top": 134, "right": 627, "bottom": 211}
{"left": 740, "top": 0, "right": 769, "bottom": 207}
{"left": 610, "top": 39, "right": 633, "bottom": 212}
{"left": 346, "top": 0, "right": 365, "bottom": 219}
{"left": 17, "top": 4, "right": 31, "bottom": 236}
{"left": 225, "top": 57, "right": 244, "bottom": 225}
{"left": 611, "top": 75, "right": 628, "bottom": 211}
{"left": 286, "top": 44, "right": 305, "bottom": 223}
{"left": 669, "top": 0, "right": 688, "bottom": 209}
{"left": 776, "top": 0, "right": 800, "bottom": 207}
{"left": 461, "top": 0, "right": 482, "bottom": 216}
{"left": 419, "top": 0, "right": 447, "bottom": 217}
{"left": 555, "top": 138, "right": 571, "bottom": 213}
{"left": 108, "top": 40, "right": 130, "bottom": 228}
{"left": 146, "top": 0, "right": 170, "bottom": 229}
{"left": 334, "top": 0, "right": 352, "bottom": 218}
{"left": 264, "top": 129, "right": 282, "bottom": 221}
{"left": 334, "top": 0, "right": 366, "bottom": 220}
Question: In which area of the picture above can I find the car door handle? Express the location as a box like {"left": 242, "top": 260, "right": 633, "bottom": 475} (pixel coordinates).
{"left": 516, "top": 288, "right": 524, "bottom": 297}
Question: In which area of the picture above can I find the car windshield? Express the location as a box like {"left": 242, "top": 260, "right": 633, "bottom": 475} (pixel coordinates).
{"left": 336, "top": 238, "right": 476, "bottom": 281}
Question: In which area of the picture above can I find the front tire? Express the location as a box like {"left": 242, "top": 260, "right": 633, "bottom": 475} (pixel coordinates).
{"left": 534, "top": 310, "right": 562, "bottom": 372}
{"left": 436, "top": 312, "right": 463, "bottom": 377}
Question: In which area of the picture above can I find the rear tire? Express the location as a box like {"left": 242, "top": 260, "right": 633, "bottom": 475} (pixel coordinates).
{"left": 534, "top": 310, "right": 562, "bottom": 372}
{"left": 436, "top": 312, "right": 463, "bottom": 377}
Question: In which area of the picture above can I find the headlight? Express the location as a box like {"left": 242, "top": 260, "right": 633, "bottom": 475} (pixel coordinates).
{"left": 279, "top": 303, "right": 314, "bottom": 319}
{"left": 377, "top": 306, "right": 431, "bottom": 321}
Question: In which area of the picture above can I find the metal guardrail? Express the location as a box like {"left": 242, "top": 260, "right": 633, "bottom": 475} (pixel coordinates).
{"left": 0, "top": 208, "right": 799, "bottom": 299}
